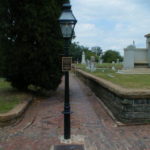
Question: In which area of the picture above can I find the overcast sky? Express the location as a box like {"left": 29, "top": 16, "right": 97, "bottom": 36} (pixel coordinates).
{"left": 70, "top": 0, "right": 150, "bottom": 55}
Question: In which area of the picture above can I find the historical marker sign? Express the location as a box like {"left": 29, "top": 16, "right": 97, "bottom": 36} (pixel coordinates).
{"left": 62, "top": 57, "right": 72, "bottom": 71}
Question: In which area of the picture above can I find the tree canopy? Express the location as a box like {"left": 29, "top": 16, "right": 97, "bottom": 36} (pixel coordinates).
{"left": 0, "top": 0, "right": 69, "bottom": 90}
{"left": 69, "top": 42, "right": 83, "bottom": 62}
{"left": 91, "top": 46, "right": 102, "bottom": 56}
{"left": 102, "top": 50, "right": 123, "bottom": 63}
{"left": 69, "top": 42, "right": 100, "bottom": 62}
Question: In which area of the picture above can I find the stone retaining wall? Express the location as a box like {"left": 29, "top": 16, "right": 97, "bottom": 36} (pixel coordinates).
{"left": 76, "top": 69, "right": 150, "bottom": 123}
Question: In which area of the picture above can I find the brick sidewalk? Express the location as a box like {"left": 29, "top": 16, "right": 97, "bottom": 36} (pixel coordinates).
{"left": 0, "top": 73, "right": 150, "bottom": 150}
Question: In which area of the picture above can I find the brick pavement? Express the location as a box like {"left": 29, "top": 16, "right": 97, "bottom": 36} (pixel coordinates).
{"left": 0, "top": 73, "right": 150, "bottom": 150}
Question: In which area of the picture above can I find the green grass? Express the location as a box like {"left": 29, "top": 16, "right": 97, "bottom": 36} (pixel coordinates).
{"left": 0, "top": 79, "right": 30, "bottom": 113}
{"left": 76, "top": 64, "right": 150, "bottom": 89}
{"left": 75, "top": 64, "right": 87, "bottom": 69}
{"left": 96, "top": 63, "right": 123, "bottom": 69}
{"left": 0, "top": 78, "right": 11, "bottom": 90}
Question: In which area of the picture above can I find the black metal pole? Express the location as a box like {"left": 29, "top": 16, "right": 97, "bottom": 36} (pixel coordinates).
{"left": 64, "top": 39, "right": 71, "bottom": 139}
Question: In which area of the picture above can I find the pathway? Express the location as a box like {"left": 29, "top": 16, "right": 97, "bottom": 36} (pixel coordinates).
{"left": 0, "top": 73, "right": 150, "bottom": 150}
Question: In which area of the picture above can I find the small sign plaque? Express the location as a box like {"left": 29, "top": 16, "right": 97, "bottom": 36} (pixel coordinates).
{"left": 62, "top": 57, "right": 72, "bottom": 71}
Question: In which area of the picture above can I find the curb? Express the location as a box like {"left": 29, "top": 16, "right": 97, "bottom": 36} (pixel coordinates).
{"left": 0, "top": 98, "right": 32, "bottom": 127}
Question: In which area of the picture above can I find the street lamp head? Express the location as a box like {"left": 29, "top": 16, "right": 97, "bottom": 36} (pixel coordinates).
{"left": 58, "top": 3, "right": 77, "bottom": 38}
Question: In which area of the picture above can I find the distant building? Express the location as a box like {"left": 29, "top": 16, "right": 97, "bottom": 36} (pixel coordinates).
{"left": 123, "top": 33, "right": 150, "bottom": 69}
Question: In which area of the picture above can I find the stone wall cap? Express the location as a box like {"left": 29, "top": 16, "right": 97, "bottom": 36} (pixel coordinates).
{"left": 77, "top": 69, "right": 150, "bottom": 99}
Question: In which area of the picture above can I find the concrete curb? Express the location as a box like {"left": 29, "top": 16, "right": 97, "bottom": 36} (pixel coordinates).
{"left": 0, "top": 98, "right": 32, "bottom": 127}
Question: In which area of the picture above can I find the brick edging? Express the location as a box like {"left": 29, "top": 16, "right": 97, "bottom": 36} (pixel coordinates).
{"left": 0, "top": 98, "right": 32, "bottom": 126}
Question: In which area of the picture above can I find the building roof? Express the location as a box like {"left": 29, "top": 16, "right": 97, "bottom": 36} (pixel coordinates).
{"left": 145, "top": 33, "right": 150, "bottom": 38}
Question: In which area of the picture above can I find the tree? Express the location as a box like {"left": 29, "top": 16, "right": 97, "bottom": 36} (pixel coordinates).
{"left": 102, "top": 50, "right": 123, "bottom": 63}
{"left": 69, "top": 42, "right": 82, "bottom": 62}
{"left": 84, "top": 49, "right": 99, "bottom": 62}
{"left": 91, "top": 46, "right": 102, "bottom": 56}
{"left": 0, "top": 0, "right": 69, "bottom": 90}
{"left": 69, "top": 42, "right": 99, "bottom": 62}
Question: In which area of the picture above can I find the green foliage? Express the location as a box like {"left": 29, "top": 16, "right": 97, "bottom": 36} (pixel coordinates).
{"left": 69, "top": 42, "right": 99, "bottom": 62}
{"left": 69, "top": 42, "right": 82, "bottom": 62}
{"left": 0, "top": 0, "right": 67, "bottom": 90}
{"left": 91, "top": 46, "right": 102, "bottom": 56}
{"left": 102, "top": 50, "right": 123, "bottom": 63}
{"left": 84, "top": 49, "right": 99, "bottom": 62}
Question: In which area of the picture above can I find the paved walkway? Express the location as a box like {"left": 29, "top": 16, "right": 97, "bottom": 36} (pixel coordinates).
{"left": 0, "top": 73, "right": 150, "bottom": 150}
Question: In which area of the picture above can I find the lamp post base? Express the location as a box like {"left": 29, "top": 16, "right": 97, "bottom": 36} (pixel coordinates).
{"left": 63, "top": 111, "right": 70, "bottom": 139}
{"left": 62, "top": 110, "right": 73, "bottom": 139}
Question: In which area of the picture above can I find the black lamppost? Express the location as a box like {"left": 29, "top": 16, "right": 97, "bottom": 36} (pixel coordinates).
{"left": 58, "top": 3, "right": 77, "bottom": 139}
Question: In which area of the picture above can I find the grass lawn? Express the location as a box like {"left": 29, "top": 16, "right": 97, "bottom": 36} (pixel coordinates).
{"left": 76, "top": 64, "right": 150, "bottom": 89}
{"left": 96, "top": 63, "right": 123, "bottom": 69}
{"left": 0, "top": 78, "right": 30, "bottom": 113}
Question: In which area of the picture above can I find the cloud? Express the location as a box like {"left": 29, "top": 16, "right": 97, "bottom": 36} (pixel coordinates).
{"left": 71, "top": 0, "right": 150, "bottom": 55}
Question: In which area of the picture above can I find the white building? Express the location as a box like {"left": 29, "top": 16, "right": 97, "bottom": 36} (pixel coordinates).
{"left": 124, "top": 33, "right": 150, "bottom": 69}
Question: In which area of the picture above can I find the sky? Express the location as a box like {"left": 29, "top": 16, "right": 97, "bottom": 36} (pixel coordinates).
{"left": 70, "top": 0, "right": 150, "bottom": 55}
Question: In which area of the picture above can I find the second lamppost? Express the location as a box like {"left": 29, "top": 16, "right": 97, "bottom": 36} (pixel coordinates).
{"left": 58, "top": 3, "right": 77, "bottom": 139}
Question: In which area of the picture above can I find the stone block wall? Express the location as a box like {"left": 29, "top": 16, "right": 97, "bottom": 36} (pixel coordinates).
{"left": 76, "top": 69, "right": 150, "bottom": 123}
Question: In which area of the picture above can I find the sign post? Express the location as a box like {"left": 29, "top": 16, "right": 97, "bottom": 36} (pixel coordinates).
{"left": 62, "top": 57, "right": 72, "bottom": 72}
